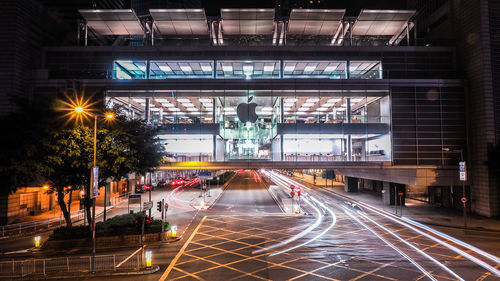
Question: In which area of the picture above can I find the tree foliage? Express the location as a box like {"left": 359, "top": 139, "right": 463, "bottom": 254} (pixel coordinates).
{"left": 0, "top": 94, "right": 164, "bottom": 227}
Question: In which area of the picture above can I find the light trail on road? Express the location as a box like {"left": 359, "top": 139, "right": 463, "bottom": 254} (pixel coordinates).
{"left": 269, "top": 195, "right": 337, "bottom": 257}
{"left": 343, "top": 207, "right": 438, "bottom": 281}
{"left": 252, "top": 171, "right": 323, "bottom": 254}
{"left": 403, "top": 218, "right": 500, "bottom": 265}
{"left": 357, "top": 210, "right": 464, "bottom": 281}
{"left": 279, "top": 172, "right": 500, "bottom": 279}
{"left": 253, "top": 170, "right": 337, "bottom": 257}
{"left": 354, "top": 200, "right": 500, "bottom": 277}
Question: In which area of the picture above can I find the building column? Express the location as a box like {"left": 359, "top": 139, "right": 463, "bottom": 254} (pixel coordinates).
{"left": 347, "top": 98, "right": 352, "bottom": 161}
{"left": 213, "top": 98, "right": 216, "bottom": 123}
{"left": 382, "top": 182, "right": 391, "bottom": 205}
{"left": 213, "top": 135, "right": 216, "bottom": 162}
{"left": 344, "top": 177, "right": 358, "bottom": 192}
{"left": 145, "top": 98, "right": 150, "bottom": 123}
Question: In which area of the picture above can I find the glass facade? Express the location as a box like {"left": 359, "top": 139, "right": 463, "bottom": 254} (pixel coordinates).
{"left": 107, "top": 90, "right": 391, "bottom": 162}
{"left": 112, "top": 60, "right": 381, "bottom": 80}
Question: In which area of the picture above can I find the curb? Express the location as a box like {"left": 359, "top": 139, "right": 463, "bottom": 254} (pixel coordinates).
{"left": 208, "top": 174, "right": 236, "bottom": 209}
{"left": 15, "top": 265, "right": 160, "bottom": 280}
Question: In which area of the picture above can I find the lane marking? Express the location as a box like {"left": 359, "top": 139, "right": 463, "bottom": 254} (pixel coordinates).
{"left": 3, "top": 249, "right": 30, "bottom": 254}
{"left": 357, "top": 211, "right": 464, "bottom": 281}
{"left": 116, "top": 247, "right": 142, "bottom": 268}
{"left": 343, "top": 208, "right": 437, "bottom": 281}
{"left": 315, "top": 183, "right": 500, "bottom": 277}
{"left": 171, "top": 266, "right": 205, "bottom": 281}
{"left": 159, "top": 215, "right": 207, "bottom": 281}
{"left": 269, "top": 195, "right": 337, "bottom": 256}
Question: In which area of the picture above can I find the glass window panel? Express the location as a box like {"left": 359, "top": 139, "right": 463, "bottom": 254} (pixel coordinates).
{"left": 150, "top": 60, "right": 214, "bottom": 79}
{"left": 113, "top": 60, "right": 147, "bottom": 79}
{"left": 283, "top": 60, "right": 347, "bottom": 78}
{"left": 349, "top": 61, "right": 382, "bottom": 79}
{"left": 216, "top": 60, "right": 280, "bottom": 79}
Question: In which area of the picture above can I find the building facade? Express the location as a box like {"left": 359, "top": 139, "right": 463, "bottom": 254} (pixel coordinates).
{"left": 412, "top": 0, "right": 500, "bottom": 217}
{"left": 29, "top": 7, "right": 474, "bottom": 214}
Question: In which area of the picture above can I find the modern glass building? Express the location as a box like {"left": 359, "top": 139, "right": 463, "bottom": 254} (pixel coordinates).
{"left": 34, "top": 8, "right": 467, "bottom": 209}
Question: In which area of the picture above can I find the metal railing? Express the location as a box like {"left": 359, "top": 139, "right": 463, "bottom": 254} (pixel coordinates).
{"left": 0, "top": 250, "right": 145, "bottom": 278}
{"left": 0, "top": 209, "right": 85, "bottom": 238}
{"left": 1, "top": 193, "right": 130, "bottom": 238}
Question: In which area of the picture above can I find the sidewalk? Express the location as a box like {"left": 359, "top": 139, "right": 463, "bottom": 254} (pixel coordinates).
{"left": 293, "top": 173, "right": 500, "bottom": 232}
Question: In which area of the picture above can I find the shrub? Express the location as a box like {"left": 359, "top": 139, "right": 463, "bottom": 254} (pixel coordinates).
{"left": 50, "top": 213, "right": 169, "bottom": 240}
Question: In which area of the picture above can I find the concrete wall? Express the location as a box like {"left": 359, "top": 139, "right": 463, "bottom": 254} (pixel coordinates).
{"left": 0, "top": 187, "right": 55, "bottom": 225}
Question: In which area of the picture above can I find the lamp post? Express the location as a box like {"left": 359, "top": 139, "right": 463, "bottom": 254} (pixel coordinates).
{"left": 443, "top": 147, "right": 467, "bottom": 228}
{"left": 74, "top": 106, "right": 114, "bottom": 273}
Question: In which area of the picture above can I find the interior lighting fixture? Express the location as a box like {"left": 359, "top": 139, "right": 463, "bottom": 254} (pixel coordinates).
{"left": 159, "top": 65, "right": 172, "bottom": 72}
{"left": 180, "top": 65, "right": 192, "bottom": 72}
{"left": 304, "top": 65, "right": 316, "bottom": 72}
{"left": 222, "top": 65, "right": 233, "bottom": 72}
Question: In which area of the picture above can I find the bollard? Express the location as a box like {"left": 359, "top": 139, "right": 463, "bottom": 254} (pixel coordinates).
{"left": 145, "top": 251, "right": 152, "bottom": 267}
{"left": 170, "top": 225, "right": 178, "bottom": 238}
{"left": 34, "top": 236, "right": 41, "bottom": 248}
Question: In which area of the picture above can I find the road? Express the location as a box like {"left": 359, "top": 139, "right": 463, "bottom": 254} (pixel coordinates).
{"left": 157, "top": 170, "right": 500, "bottom": 281}
{"left": 211, "top": 170, "right": 282, "bottom": 214}
{"left": 3, "top": 170, "right": 500, "bottom": 280}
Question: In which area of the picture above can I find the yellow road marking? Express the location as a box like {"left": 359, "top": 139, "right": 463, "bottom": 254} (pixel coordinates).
{"left": 171, "top": 266, "right": 206, "bottom": 281}
{"left": 159, "top": 216, "right": 207, "bottom": 281}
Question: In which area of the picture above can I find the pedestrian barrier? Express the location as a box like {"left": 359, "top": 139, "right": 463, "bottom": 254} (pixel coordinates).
{"left": 0, "top": 250, "right": 145, "bottom": 278}
{"left": 0, "top": 193, "right": 130, "bottom": 238}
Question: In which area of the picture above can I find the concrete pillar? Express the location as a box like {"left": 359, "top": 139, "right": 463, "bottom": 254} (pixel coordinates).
{"left": 344, "top": 177, "right": 358, "bottom": 192}
{"left": 145, "top": 98, "right": 150, "bottom": 123}
{"left": 347, "top": 98, "right": 352, "bottom": 161}
{"left": 382, "top": 182, "right": 391, "bottom": 205}
{"left": 213, "top": 135, "right": 216, "bottom": 161}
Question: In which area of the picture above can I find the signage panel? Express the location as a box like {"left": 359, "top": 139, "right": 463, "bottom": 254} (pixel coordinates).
{"left": 143, "top": 201, "right": 153, "bottom": 210}
{"left": 199, "top": 171, "right": 212, "bottom": 180}
{"left": 459, "top": 161, "right": 466, "bottom": 181}
{"left": 91, "top": 166, "right": 99, "bottom": 198}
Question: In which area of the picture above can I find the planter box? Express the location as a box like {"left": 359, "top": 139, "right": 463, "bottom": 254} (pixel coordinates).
{"left": 43, "top": 232, "right": 166, "bottom": 250}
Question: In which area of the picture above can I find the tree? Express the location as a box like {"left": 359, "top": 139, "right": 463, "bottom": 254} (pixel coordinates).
{"left": 41, "top": 126, "right": 95, "bottom": 227}
{"left": 0, "top": 96, "right": 59, "bottom": 196}
{"left": 41, "top": 117, "right": 164, "bottom": 226}
{"left": 124, "top": 119, "right": 164, "bottom": 175}
{"left": 0, "top": 94, "right": 165, "bottom": 227}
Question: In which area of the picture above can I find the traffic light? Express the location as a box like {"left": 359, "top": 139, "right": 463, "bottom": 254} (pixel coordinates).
{"left": 157, "top": 201, "right": 162, "bottom": 212}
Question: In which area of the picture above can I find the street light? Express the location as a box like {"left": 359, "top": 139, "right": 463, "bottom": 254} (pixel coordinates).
{"left": 73, "top": 105, "right": 115, "bottom": 273}
{"left": 442, "top": 147, "right": 467, "bottom": 228}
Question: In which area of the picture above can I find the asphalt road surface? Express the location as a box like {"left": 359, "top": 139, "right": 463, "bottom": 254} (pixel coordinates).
{"left": 3, "top": 170, "right": 500, "bottom": 281}
{"left": 211, "top": 170, "right": 282, "bottom": 214}
{"left": 157, "top": 170, "right": 500, "bottom": 281}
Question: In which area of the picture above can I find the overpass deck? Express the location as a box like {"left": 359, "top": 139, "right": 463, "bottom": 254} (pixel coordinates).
{"left": 157, "top": 161, "right": 391, "bottom": 170}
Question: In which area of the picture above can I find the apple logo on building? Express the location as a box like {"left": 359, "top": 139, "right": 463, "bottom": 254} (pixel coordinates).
{"left": 236, "top": 96, "right": 258, "bottom": 123}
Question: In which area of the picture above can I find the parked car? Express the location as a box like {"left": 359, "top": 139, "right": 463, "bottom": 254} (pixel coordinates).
{"left": 135, "top": 184, "right": 152, "bottom": 193}
{"left": 156, "top": 180, "right": 168, "bottom": 188}
{"left": 170, "top": 178, "right": 185, "bottom": 188}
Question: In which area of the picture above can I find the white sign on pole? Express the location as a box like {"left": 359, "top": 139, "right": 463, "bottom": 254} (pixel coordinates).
{"left": 143, "top": 201, "right": 153, "bottom": 210}
{"left": 459, "top": 161, "right": 466, "bottom": 181}
{"left": 92, "top": 166, "right": 99, "bottom": 198}
{"left": 199, "top": 171, "right": 212, "bottom": 180}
